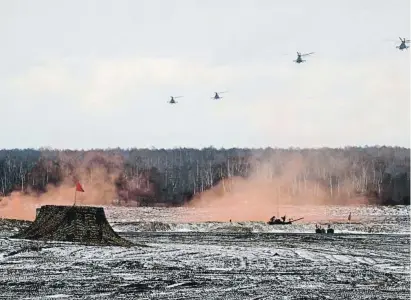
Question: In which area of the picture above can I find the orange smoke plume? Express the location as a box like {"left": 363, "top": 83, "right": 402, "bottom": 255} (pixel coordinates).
{"left": 0, "top": 151, "right": 124, "bottom": 221}
{"left": 185, "top": 153, "right": 369, "bottom": 222}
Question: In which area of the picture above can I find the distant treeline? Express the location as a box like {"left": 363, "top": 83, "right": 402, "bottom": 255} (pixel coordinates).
{"left": 0, "top": 146, "right": 409, "bottom": 205}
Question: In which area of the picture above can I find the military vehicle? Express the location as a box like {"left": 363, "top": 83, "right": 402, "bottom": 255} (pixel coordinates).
{"left": 267, "top": 216, "right": 304, "bottom": 225}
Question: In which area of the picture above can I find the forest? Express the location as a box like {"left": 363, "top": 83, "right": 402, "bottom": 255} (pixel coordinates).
{"left": 0, "top": 146, "right": 409, "bottom": 206}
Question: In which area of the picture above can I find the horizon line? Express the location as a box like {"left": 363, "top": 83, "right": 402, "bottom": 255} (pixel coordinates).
{"left": 0, "top": 145, "right": 410, "bottom": 152}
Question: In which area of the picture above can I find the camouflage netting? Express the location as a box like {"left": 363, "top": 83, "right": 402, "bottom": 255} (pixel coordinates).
{"left": 13, "top": 205, "right": 134, "bottom": 247}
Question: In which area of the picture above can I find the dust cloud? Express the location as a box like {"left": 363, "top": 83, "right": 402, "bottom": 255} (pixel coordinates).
{"left": 0, "top": 150, "right": 369, "bottom": 223}
{"left": 0, "top": 151, "right": 124, "bottom": 221}
{"left": 185, "top": 153, "right": 368, "bottom": 223}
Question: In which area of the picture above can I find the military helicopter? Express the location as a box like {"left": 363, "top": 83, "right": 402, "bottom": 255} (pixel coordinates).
{"left": 294, "top": 52, "right": 314, "bottom": 63}
{"left": 211, "top": 91, "right": 227, "bottom": 100}
{"left": 396, "top": 37, "right": 410, "bottom": 50}
{"left": 168, "top": 96, "right": 183, "bottom": 104}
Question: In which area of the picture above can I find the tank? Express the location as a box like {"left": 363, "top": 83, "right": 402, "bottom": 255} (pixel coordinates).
{"left": 267, "top": 219, "right": 293, "bottom": 225}
{"left": 267, "top": 217, "right": 304, "bottom": 225}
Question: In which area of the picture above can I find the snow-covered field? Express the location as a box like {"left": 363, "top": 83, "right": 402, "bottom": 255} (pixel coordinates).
{"left": 106, "top": 205, "right": 410, "bottom": 235}
{"left": 0, "top": 205, "right": 409, "bottom": 299}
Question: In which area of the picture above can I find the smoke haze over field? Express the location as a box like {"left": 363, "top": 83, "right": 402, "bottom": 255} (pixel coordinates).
{"left": 0, "top": 147, "right": 408, "bottom": 221}
{"left": 0, "top": 151, "right": 124, "bottom": 220}
{"left": 186, "top": 154, "right": 369, "bottom": 222}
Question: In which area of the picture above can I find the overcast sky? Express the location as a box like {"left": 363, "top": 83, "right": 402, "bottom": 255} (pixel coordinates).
{"left": 1, "top": 0, "right": 410, "bottom": 149}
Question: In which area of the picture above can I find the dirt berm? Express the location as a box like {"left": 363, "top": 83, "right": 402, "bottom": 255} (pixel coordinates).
{"left": 13, "top": 205, "right": 134, "bottom": 247}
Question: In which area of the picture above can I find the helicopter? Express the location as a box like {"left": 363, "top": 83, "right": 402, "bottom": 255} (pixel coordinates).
{"left": 396, "top": 37, "right": 410, "bottom": 50}
{"left": 211, "top": 91, "right": 227, "bottom": 100}
{"left": 294, "top": 52, "right": 314, "bottom": 63}
{"left": 168, "top": 96, "right": 183, "bottom": 104}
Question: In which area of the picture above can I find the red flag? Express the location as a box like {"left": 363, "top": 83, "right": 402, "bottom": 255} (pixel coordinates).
{"left": 76, "top": 182, "right": 85, "bottom": 192}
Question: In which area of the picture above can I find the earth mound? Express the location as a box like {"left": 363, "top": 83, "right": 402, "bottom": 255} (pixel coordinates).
{"left": 13, "top": 205, "right": 134, "bottom": 247}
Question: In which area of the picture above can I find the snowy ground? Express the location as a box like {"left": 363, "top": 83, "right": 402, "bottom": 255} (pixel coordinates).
{"left": 0, "top": 205, "right": 409, "bottom": 299}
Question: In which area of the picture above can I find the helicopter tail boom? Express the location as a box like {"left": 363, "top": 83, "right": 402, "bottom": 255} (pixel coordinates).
{"left": 301, "top": 52, "right": 314, "bottom": 57}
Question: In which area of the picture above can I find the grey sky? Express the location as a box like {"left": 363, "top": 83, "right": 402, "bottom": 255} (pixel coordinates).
{"left": 1, "top": 0, "right": 410, "bottom": 149}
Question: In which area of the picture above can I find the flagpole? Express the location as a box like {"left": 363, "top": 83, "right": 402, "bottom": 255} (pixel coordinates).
{"left": 74, "top": 189, "right": 77, "bottom": 206}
